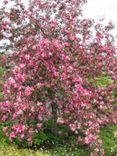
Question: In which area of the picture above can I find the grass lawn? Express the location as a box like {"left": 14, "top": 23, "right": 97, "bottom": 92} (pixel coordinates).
{"left": 0, "top": 145, "right": 90, "bottom": 156}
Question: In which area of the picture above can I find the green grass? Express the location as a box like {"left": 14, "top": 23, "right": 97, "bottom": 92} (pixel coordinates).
{"left": 88, "top": 74, "right": 114, "bottom": 88}
{"left": 95, "top": 75, "right": 113, "bottom": 87}
{"left": 0, "top": 145, "right": 90, "bottom": 156}
{"left": 0, "top": 141, "right": 89, "bottom": 156}
{"left": 100, "top": 125, "right": 117, "bottom": 156}
{"left": 0, "top": 146, "right": 50, "bottom": 156}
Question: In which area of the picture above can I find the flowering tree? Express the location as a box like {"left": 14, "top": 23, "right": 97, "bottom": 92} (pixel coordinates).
{"left": 0, "top": 0, "right": 117, "bottom": 155}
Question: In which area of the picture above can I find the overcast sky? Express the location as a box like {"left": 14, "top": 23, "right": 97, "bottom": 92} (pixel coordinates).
{"left": 83, "top": 0, "right": 117, "bottom": 25}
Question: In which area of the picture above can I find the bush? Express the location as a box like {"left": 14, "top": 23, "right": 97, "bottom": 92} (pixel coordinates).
{"left": 0, "top": 0, "right": 117, "bottom": 155}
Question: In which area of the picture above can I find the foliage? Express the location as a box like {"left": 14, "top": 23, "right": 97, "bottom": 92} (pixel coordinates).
{"left": 0, "top": 92, "right": 3, "bottom": 101}
{"left": 0, "top": 0, "right": 117, "bottom": 155}
{"left": 33, "top": 131, "right": 48, "bottom": 147}
{"left": 94, "top": 75, "right": 113, "bottom": 87}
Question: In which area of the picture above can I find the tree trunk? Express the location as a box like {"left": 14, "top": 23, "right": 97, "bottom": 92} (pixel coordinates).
{"left": 51, "top": 103, "right": 58, "bottom": 136}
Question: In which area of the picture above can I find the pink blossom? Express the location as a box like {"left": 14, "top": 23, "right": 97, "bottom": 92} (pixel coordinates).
{"left": 84, "top": 134, "right": 96, "bottom": 144}
{"left": 50, "top": 20, "right": 57, "bottom": 27}
{"left": 16, "top": 73, "right": 25, "bottom": 83}
{"left": 29, "top": 60, "right": 36, "bottom": 67}
{"left": 69, "top": 124, "right": 77, "bottom": 131}
{"left": 37, "top": 123, "right": 42, "bottom": 129}
{"left": 12, "top": 124, "right": 26, "bottom": 133}
{"left": 9, "top": 132, "right": 16, "bottom": 140}
{"left": 2, "top": 127, "right": 8, "bottom": 132}
{"left": 24, "top": 86, "right": 34, "bottom": 97}
{"left": 19, "top": 63, "right": 25, "bottom": 68}
{"left": 57, "top": 118, "right": 65, "bottom": 124}
{"left": 8, "top": 77, "right": 15, "bottom": 86}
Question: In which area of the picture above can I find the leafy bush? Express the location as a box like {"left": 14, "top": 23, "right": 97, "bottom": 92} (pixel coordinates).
{"left": 33, "top": 131, "right": 48, "bottom": 147}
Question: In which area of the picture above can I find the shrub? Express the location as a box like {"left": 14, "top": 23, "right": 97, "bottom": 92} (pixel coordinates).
{"left": 0, "top": 0, "right": 117, "bottom": 155}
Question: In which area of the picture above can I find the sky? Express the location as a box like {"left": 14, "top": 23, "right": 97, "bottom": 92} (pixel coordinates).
{"left": 83, "top": 0, "right": 117, "bottom": 25}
